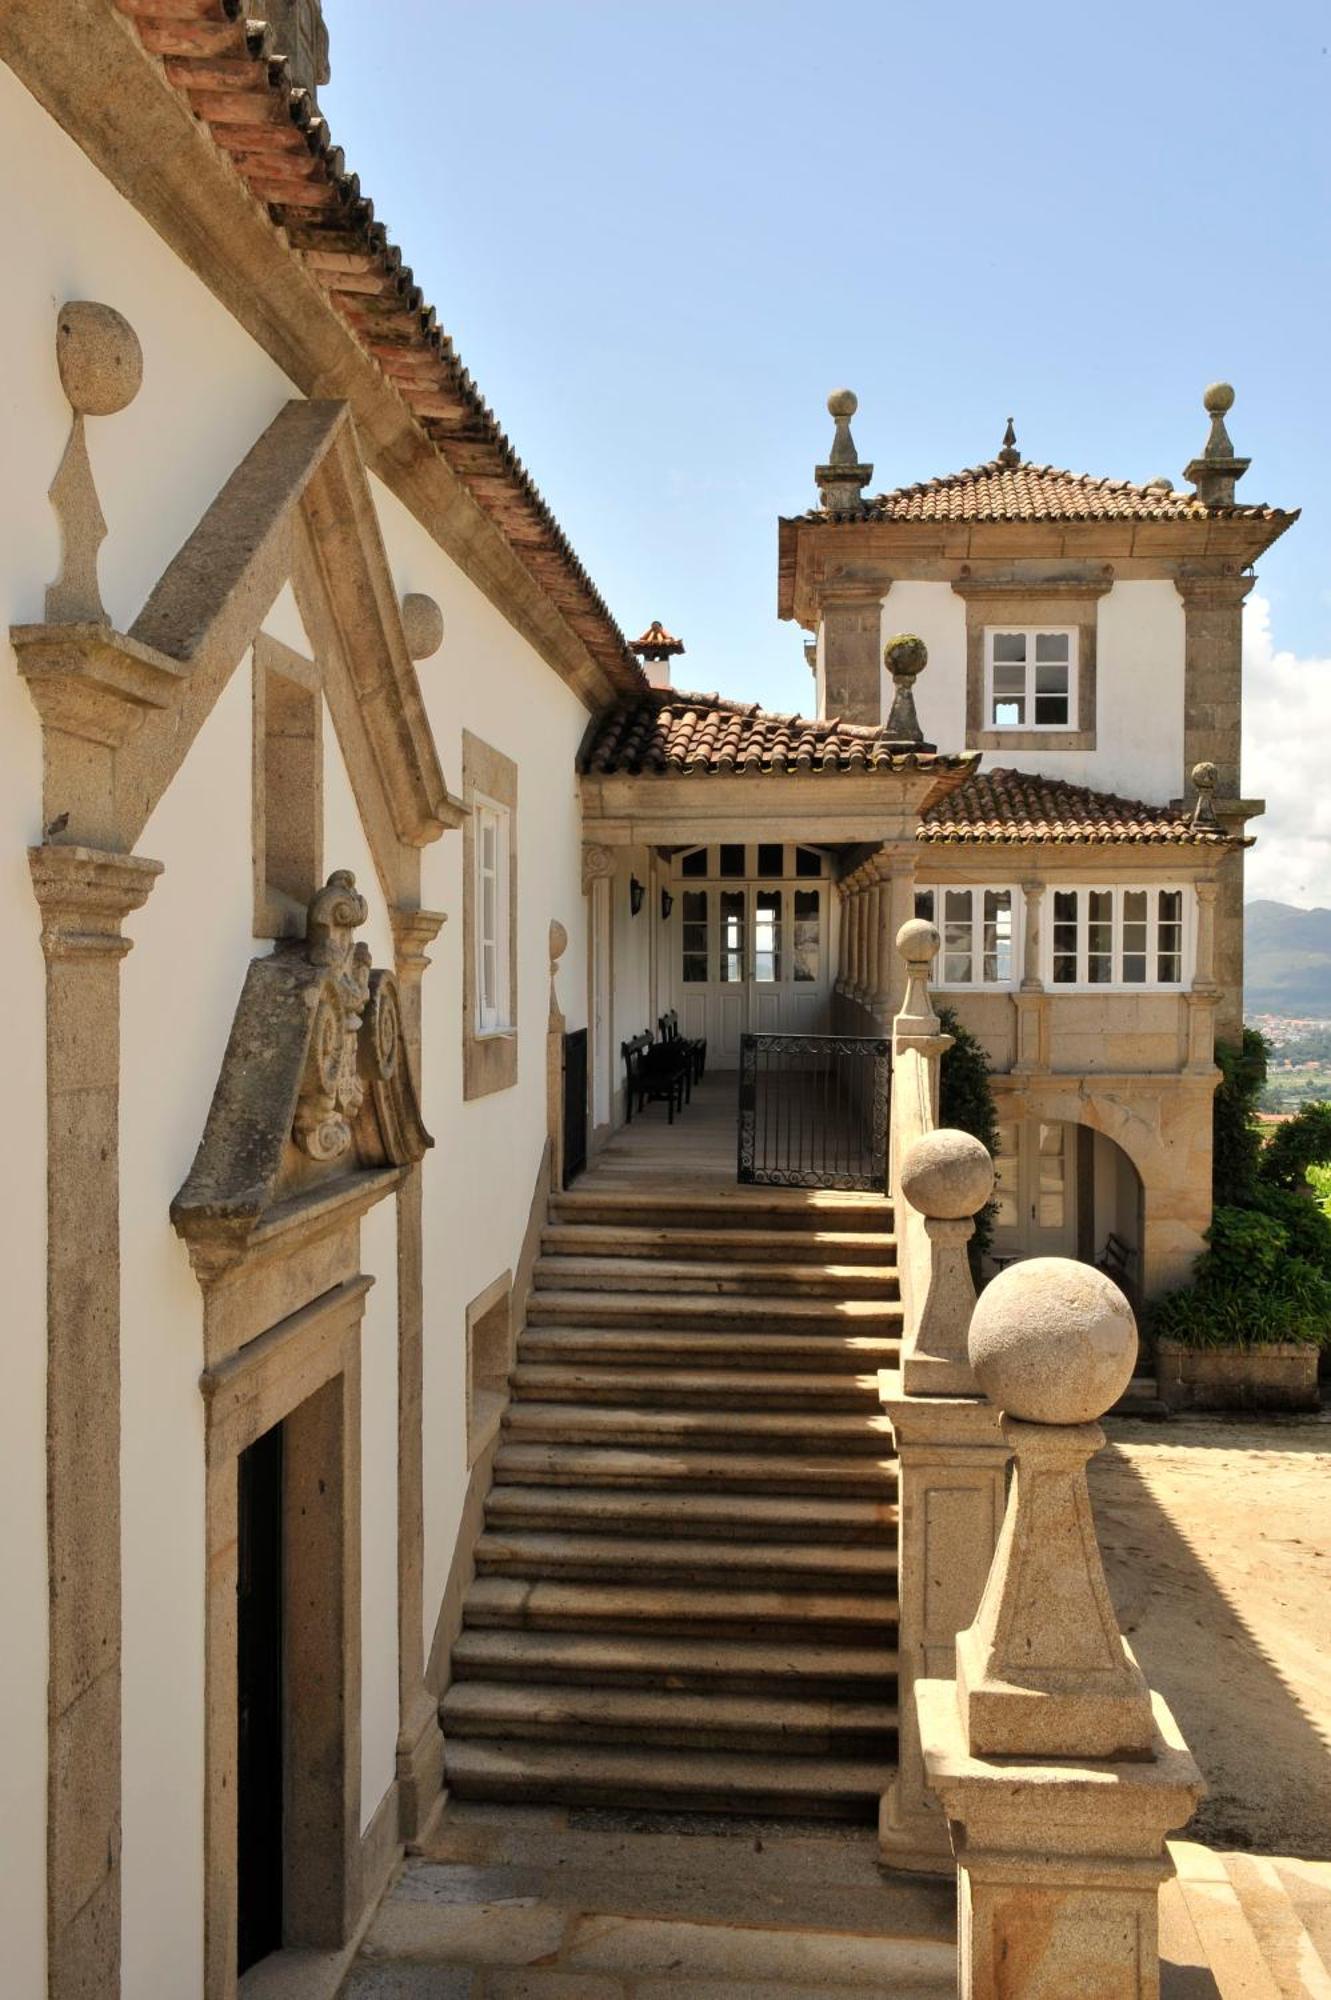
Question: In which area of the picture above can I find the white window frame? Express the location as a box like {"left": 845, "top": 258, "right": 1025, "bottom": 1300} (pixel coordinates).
{"left": 473, "top": 792, "right": 512, "bottom": 1034}
{"left": 985, "top": 625, "right": 1078, "bottom": 733}
{"left": 914, "top": 886, "right": 1020, "bottom": 990}
{"left": 1044, "top": 884, "right": 1192, "bottom": 991}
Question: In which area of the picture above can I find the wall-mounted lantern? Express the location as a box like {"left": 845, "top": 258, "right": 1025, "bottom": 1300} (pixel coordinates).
{"left": 660, "top": 889, "right": 674, "bottom": 920}
{"left": 629, "top": 876, "right": 645, "bottom": 916}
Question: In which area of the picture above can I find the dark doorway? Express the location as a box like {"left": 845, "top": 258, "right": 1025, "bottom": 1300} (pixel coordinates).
{"left": 563, "top": 1028, "right": 588, "bottom": 1185}
{"left": 237, "top": 1420, "right": 284, "bottom": 1973}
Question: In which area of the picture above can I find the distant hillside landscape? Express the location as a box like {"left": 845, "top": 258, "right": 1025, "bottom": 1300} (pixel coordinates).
{"left": 1245, "top": 901, "right": 1331, "bottom": 1018}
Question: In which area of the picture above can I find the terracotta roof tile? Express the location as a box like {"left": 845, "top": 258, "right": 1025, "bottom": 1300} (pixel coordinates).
{"left": 805, "top": 458, "right": 1292, "bottom": 525}
{"left": 918, "top": 768, "right": 1233, "bottom": 846}
{"left": 580, "top": 690, "right": 974, "bottom": 782}
{"left": 113, "top": 0, "right": 645, "bottom": 695}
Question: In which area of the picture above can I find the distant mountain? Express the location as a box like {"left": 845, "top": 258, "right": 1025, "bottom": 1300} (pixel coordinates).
{"left": 1246, "top": 901, "right": 1331, "bottom": 1017}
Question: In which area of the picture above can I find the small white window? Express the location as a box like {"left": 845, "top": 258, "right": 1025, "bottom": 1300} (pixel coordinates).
{"left": 915, "top": 887, "right": 1017, "bottom": 989}
{"left": 474, "top": 793, "right": 511, "bottom": 1033}
{"left": 1048, "top": 886, "right": 1191, "bottom": 988}
{"left": 986, "top": 628, "right": 1077, "bottom": 731}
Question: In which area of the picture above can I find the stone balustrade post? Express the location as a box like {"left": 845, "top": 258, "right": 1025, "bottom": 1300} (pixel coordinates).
{"left": 880, "top": 919, "right": 1009, "bottom": 1874}
{"left": 918, "top": 1260, "right": 1204, "bottom": 1996}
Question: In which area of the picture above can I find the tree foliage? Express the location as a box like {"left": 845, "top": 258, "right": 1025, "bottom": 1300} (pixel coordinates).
{"left": 1258, "top": 1100, "right": 1331, "bottom": 1192}
{"left": 1212, "top": 1027, "right": 1269, "bottom": 1206}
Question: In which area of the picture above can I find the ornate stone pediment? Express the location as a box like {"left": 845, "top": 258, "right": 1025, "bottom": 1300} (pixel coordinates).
{"left": 172, "top": 868, "right": 431, "bottom": 1271}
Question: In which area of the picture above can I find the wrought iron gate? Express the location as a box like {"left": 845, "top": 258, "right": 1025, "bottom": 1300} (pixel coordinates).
{"left": 737, "top": 1032, "right": 891, "bottom": 1190}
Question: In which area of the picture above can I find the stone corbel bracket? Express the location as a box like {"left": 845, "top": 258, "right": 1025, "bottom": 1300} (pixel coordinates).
{"left": 171, "top": 869, "right": 431, "bottom": 1279}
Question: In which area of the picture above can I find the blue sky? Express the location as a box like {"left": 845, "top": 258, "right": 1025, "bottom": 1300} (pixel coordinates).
{"left": 323, "top": 1, "right": 1331, "bottom": 896}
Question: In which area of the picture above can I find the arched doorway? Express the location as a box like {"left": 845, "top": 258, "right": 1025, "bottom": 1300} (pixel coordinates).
{"left": 991, "top": 1116, "right": 1144, "bottom": 1296}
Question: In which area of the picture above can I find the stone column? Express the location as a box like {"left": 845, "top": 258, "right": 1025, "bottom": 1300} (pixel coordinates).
{"left": 389, "top": 904, "right": 447, "bottom": 1841}
{"left": 879, "top": 1126, "right": 1007, "bottom": 1873}
{"left": 822, "top": 588, "right": 886, "bottom": 727}
{"left": 1176, "top": 570, "right": 1252, "bottom": 804}
{"left": 1186, "top": 879, "right": 1220, "bottom": 1075}
{"left": 844, "top": 881, "right": 861, "bottom": 1004}
{"left": 547, "top": 919, "right": 570, "bottom": 1189}
{"left": 835, "top": 883, "right": 849, "bottom": 998}
{"left": 863, "top": 883, "right": 882, "bottom": 1018}
{"left": 30, "top": 842, "right": 162, "bottom": 2000}
{"left": 882, "top": 860, "right": 917, "bottom": 1020}
{"left": 1013, "top": 877, "right": 1047, "bottom": 1073}
{"left": 919, "top": 1260, "right": 1204, "bottom": 1996}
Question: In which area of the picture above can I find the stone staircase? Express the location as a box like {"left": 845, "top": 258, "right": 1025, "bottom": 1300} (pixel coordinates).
{"left": 1163, "top": 1842, "right": 1331, "bottom": 1998}
{"left": 441, "top": 1184, "right": 902, "bottom": 1819}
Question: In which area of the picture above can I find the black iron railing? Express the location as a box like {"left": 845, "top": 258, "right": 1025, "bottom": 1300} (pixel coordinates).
{"left": 737, "top": 1033, "right": 891, "bottom": 1190}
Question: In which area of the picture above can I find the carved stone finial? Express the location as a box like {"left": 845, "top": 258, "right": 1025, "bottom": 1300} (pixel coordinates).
{"left": 549, "top": 918, "right": 569, "bottom": 976}
{"left": 883, "top": 632, "right": 930, "bottom": 746}
{"left": 1191, "top": 759, "right": 1219, "bottom": 828}
{"left": 1183, "top": 380, "right": 1249, "bottom": 505}
{"left": 400, "top": 592, "right": 444, "bottom": 661}
{"left": 895, "top": 916, "right": 941, "bottom": 1033}
{"left": 295, "top": 870, "right": 372, "bottom": 1161}
{"left": 997, "top": 416, "right": 1020, "bottom": 468}
{"left": 957, "top": 1256, "right": 1152, "bottom": 1759}
{"left": 815, "top": 389, "right": 873, "bottom": 516}
{"left": 46, "top": 302, "right": 143, "bottom": 624}
{"left": 899, "top": 1129, "right": 996, "bottom": 1393}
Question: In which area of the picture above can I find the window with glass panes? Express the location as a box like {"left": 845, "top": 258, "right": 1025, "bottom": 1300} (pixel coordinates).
{"left": 1049, "top": 886, "right": 1188, "bottom": 987}
{"left": 676, "top": 845, "right": 826, "bottom": 984}
{"left": 913, "top": 887, "right": 1017, "bottom": 987}
{"left": 473, "top": 795, "right": 511, "bottom": 1031}
{"left": 986, "top": 627, "right": 1076, "bottom": 730}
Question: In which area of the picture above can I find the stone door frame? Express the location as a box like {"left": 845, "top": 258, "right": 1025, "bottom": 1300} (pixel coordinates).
{"left": 201, "top": 1275, "right": 369, "bottom": 2000}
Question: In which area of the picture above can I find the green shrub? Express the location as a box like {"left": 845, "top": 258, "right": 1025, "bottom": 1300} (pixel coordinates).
{"left": 1249, "top": 1183, "right": 1331, "bottom": 1278}
{"left": 1212, "top": 1027, "right": 1269, "bottom": 1206}
{"left": 1147, "top": 1203, "right": 1331, "bottom": 1349}
{"left": 935, "top": 1004, "right": 1001, "bottom": 1259}
{"left": 1258, "top": 1101, "right": 1331, "bottom": 1192}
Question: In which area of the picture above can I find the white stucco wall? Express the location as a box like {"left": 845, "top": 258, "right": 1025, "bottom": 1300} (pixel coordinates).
{"left": 869, "top": 579, "right": 1185, "bottom": 804}
{"left": 367, "top": 474, "right": 593, "bottom": 1670}
{"left": 4, "top": 51, "right": 608, "bottom": 1994}
{"left": 0, "top": 61, "right": 302, "bottom": 1999}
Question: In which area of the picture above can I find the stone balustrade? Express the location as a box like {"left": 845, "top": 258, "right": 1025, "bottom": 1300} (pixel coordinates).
{"left": 919, "top": 1258, "right": 1204, "bottom": 1997}
{"left": 879, "top": 918, "right": 1009, "bottom": 1872}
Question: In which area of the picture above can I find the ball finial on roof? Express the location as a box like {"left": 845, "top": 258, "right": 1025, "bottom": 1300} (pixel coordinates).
{"left": 816, "top": 389, "right": 872, "bottom": 513}
{"left": 1203, "top": 381, "right": 1235, "bottom": 416}
{"left": 997, "top": 416, "right": 1020, "bottom": 468}
{"left": 967, "top": 1257, "right": 1138, "bottom": 1426}
{"left": 56, "top": 301, "right": 143, "bottom": 416}
{"left": 400, "top": 592, "right": 444, "bottom": 660}
{"left": 827, "top": 388, "right": 858, "bottom": 419}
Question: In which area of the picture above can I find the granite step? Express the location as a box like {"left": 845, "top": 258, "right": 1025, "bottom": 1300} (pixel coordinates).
{"left": 502, "top": 1401, "right": 899, "bottom": 1456}
{"left": 516, "top": 1323, "right": 901, "bottom": 1371}
{"left": 541, "top": 1221, "right": 897, "bottom": 1264}
{"left": 483, "top": 1484, "right": 898, "bottom": 1543}
{"left": 449, "top": 1626, "right": 900, "bottom": 1696}
{"left": 548, "top": 1188, "right": 892, "bottom": 1234}
{"left": 532, "top": 1254, "right": 898, "bottom": 1298}
{"left": 506, "top": 1363, "right": 883, "bottom": 1411}
{"left": 442, "top": 1737, "right": 895, "bottom": 1819}
{"left": 473, "top": 1528, "right": 898, "bottom": 1591}
{"left": 462, "top": 1575, "right": 899, "bottom": 1643}
{"left": 524, "top": 1289, "right": 902, "bottom": 1329}
{"left": 491, "top": 1442, "right": 897, "bottom": 1496}
{"left": 439, "top": 1680, "right": 899, "bottom": 1756}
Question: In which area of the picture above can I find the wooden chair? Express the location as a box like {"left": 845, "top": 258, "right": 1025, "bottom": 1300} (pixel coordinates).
{"left": 658, "top": 1009, "right": 707, "bottom": 1091}
{"left": 622, "top": 1032, "right": 687, "bottom": 1124}
{"left": 1097, "top": 1232, "right": 1135, "bottom": 1293}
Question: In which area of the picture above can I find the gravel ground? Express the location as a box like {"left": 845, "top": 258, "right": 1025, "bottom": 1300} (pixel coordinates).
{"left": 1094, "top": 1414, "right": 1331, "bottom": 1858}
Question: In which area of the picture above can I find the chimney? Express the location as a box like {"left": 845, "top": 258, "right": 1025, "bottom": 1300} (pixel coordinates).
{"left": 629, "top": 620, "right": 685, "bottom": 692}
{"left": 260, "top": 1, "right": 330, "bottom": 101}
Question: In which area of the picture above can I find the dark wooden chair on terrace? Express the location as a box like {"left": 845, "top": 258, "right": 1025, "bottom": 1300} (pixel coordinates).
{"left": 658, "top": 1010, "right": 707, "bottom": 1093}
{"left": 622, "top": 1032, "right": 688, "bottom": 1124}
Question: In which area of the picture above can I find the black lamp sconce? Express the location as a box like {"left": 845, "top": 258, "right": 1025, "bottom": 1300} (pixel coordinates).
{"left": 660, "top": 889, "right": 674, "bottom": 920}
{"left": 629, "top": 876, "right": 645, "bottom": 916}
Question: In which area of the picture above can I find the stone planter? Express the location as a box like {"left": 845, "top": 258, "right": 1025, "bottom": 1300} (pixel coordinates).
{"left": 1154, "top": 1338, "right": 1321, "bottom": 1413}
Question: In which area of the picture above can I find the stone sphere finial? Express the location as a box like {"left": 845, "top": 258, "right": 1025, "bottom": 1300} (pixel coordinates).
{"left": 1203, "top": 381, "right": 1235, "bottom": 416}
{"left": 400, "top": 591, "right": 444, "bottom": 661}
{"left": 900, "top": 1129, "right": 994, "bottom": 1221}
{"left": 884, "top": 633, "right": 928, "bottom": 683}
{"left": 896, "top": 916, "right": 939, "bottom": 967}
{"left": 968, "top": 1257, "right": 1138, "bottom": 1426}
{"left": 1191, "top": 759, "right": 1217, "bottom": 794}
{"left": 827, "top": 388, "right": 858, "bottom": 419}
{"left": 56, "top": 301, "right": 142, "bottom": 416}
